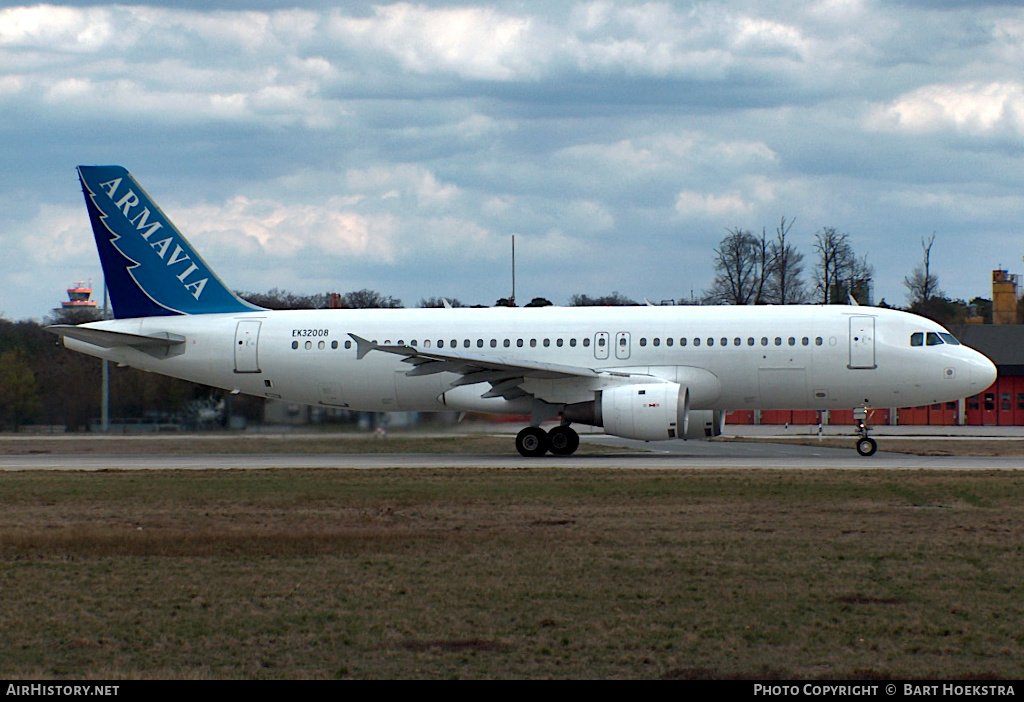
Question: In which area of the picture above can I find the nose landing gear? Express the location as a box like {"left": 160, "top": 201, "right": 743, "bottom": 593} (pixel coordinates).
{"left": 853, "top": 407, "right": 877, "bottom": 456}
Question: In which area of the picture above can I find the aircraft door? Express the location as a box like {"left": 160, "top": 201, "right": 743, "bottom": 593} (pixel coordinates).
{"left": 234, "top": 320, "right": 262, "bottom": 373}
{"left": 848, "top": 316, "right": 876, "bottom": 369}
{"left": 615, "top": 331, "right": 631, "bottom": 360}
{"left": 594, "top": 332, "right": 609, "bottom": 360}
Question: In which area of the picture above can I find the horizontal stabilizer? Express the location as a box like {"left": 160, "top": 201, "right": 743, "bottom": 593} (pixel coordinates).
{"left": 47, "top": 325, "right": 185, "bottom": 350}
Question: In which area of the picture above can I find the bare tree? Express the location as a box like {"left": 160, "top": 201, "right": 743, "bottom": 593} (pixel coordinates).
{"left": 419, "top": 297, "right": 464, "bottom": 308}
{"left": 568, "top": 292, "right": 638, "bottom": 306}
{"left": 339, "top": 289, "right": 403, "bottom": 309}
{"left": 704, "top": 228, "right": 767, "bottom": 305}
{"left": 765, "top": 217, "right": 807, "bottom": 304}
{"left": 904, "top": 233, "right": 942, "bottom": 306}
{"left": 813, "top": 228, "right": 873, "bottom": 304}
{"left": 237, "top": 288, "right": 326, "bottom": 310}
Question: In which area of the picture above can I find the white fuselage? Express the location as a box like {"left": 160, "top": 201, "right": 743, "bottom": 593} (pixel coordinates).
{"left": 64, "top": 305, "right": 996, "bottom": 421}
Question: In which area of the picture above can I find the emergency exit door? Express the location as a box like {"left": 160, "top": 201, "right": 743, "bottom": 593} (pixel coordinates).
{"left": 234, "top": 320, "right": 262, "bottom": 373}
{"left": 848, "top": 316, "right": 876, "bottom": 369}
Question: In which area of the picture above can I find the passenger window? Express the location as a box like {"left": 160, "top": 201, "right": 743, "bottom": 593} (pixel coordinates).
{"left": 761, "top": 337, "right": 768, "bottom": 346}
{"left": 774, "top": 337, "right": 782, "bottom": 346}
{"left": 707, "top": 338, "right": 715, "bottom": 347}
{"left": 815, "top": 337, "right": 823, "bottom": 346}
{"left": 477, "top": 339, "right": 484, "bottom": 348}
{"left": 788, "top": 337, "right": 796, "bottom": 346}
{"left": 291, "top": 341, "right": 298, "bottom": 349}
{"left": 801, "top": 337, "right": 809, "bottom": 346}
{"left": 331, "top": 340, "right": 338, "bottom": 349}
{"left": 570, "top": 339, "right": 577, "bottom": 347}
{"left": 543, "top": 339, "right": 550, "bottom": 347}
{"left": 438, "top": 340, "right": 444, "bottom": 348}
{"left": 639, "top": 338, "right": 646, "bottom": 347}
{"left": 490, "top": 339, "right": 497, "bottom": 348}
{"left": 517, "top": 339, "right": 524, "bottom": 347}
{"left": 733, "top": 338, "right": 741, "bottom": 346}
{"left": 653, "top": 338, "right": 660, "bottom": 347}
{"left": 680, "top": 338, "right": 687, "bottom": 346}
{"left": 666, "top": 338, "right": 673, "bottom": 347}
{"left": 530, "top": 339, "right": 537, "bottom": 348}
{"left": 911, "top": 332, "right": 924, "bottom": 347}
{"left": 747, "top": 337, "right": 755, "bottom": 346}
{"left": 503, "top": 339, "right": 510, "bottom": 348}
{"left": 345, "top": 340, "right": 352, "bottom": 349}
{"left": 694, "top": 338, "right": 701, "bottom": 347}
{"left": 583, "top": 338, "right": 591, "bottom": 347}
{"left": 556, "top": 339, "right": 563, "bottom": 347}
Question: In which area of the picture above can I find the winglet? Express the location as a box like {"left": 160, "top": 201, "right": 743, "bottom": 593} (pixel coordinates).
{"left": 76, "top": 165, "right": 264, "bottom": 319}
{"left": 349, "top": 333, "right": 378, "bottom": 360}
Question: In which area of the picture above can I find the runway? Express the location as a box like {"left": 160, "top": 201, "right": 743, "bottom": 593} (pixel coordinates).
{"left": 1, "top": 434, "right": 1020, "bottom": 471}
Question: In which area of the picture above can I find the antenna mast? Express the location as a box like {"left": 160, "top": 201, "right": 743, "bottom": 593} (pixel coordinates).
{"left": 510, "top": 234, "right": 516, "bottom": 307}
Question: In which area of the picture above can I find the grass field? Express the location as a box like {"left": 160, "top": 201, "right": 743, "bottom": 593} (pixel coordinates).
{"left": 1, "top": 464, "right": 1023, "bottom": 679}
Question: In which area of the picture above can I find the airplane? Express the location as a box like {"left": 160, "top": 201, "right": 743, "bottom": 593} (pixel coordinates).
{"left": 49, "top": 165, "right": 998, "bottom": 457}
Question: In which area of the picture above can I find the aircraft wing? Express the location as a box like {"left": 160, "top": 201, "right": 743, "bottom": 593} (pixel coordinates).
{"left": 47, "top": 325, "right": 186, "bottom": 350}
{"left": 349, "top": 333, "right": 636, "bottom": 401}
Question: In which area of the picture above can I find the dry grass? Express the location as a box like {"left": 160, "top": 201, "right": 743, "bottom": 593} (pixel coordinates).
{"left": 1, "top": 468, "right": 1023, "bottom": 679}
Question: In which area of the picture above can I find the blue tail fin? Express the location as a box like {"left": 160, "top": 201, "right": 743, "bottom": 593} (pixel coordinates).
{"left": 77, "top": 165, "right": 263, "bottom": 319}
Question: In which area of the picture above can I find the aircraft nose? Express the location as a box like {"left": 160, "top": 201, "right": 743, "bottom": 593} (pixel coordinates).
{"left": 970, "top": 351, "right": 997, "bottom": 391}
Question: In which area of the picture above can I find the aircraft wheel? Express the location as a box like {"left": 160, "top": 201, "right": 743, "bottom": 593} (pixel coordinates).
{"left": 516, "top": 427, "right": 549, "bottom": 457}
{"left": 856, "top": 437, "right": 877, "bottom": 457}
{"left": 547, "top": 426, "right": 580, "bottom": 456}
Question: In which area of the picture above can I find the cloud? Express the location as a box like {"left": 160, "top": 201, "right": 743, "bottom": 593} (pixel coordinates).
{"left": 327, "top": 3, "right": 540, "bottom": 81}
{"left": 868, "top": 81, "right": 1024, "bottom": 138}
{"left": 178, "top": 196, "right": 397, "bottom": 261}
{"left": 675, "top": 190, "right": 753, "bottom": 217}
{"left": 4, "top": 1, "right": 1024, "bottom": 318}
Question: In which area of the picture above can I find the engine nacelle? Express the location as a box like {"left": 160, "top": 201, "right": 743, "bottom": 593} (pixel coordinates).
{"left": 562, "top": 383, "right": 727, "bottom": 442}
{"left": 683, "top": 409, "right": 726, "bottom": 440}
{"left": 601, "top": 382, "right": 687, "bottom": 441}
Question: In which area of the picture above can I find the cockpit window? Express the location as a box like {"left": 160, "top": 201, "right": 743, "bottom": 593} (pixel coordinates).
{"left": 912, "top": 331, "right": 961, "bottom": 347}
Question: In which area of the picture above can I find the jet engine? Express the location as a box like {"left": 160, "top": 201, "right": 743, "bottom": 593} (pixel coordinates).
{"left": 562, "top": 382, "right": 724, "bottom": 441}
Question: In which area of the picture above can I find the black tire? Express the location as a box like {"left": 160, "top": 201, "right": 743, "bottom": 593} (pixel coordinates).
{"left": 547, "top": 426, "right": 580, "bottom": 456}
{"left": 856, "top": 437, "right": 877, "bottom": 457}
{"left": 516, "top": 427, "right": 549, "bottom": 457}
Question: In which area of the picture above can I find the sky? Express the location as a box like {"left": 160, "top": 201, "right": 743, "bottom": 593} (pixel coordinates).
{"left": 2, "top": 0, "right": 1023, "bottom": 320}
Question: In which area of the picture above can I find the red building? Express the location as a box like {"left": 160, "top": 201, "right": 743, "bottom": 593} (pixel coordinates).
{"left": 956, "top": 325, "right": 1024, "bottom": 427}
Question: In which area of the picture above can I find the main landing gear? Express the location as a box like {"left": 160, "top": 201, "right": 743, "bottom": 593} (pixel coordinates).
{"left": 515, "top": 424, "right": 580, "bottom": 457}
{"left": 853, "top": 407, "right": 877, "bottom": 457}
